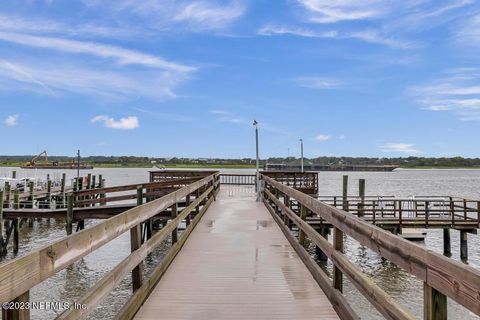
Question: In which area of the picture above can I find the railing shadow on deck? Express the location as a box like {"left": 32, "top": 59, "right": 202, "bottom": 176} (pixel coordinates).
{"left": 0, "top": 172, "right": 220, "bottom": 320}
{"left": 262, "top": 174, "right": 480, "bottom": 320}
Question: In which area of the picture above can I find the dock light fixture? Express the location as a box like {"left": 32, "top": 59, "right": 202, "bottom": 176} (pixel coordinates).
{"left": 253, "top": 120, "right": 260, "bottom": 201}
{"left": 300, "top": 139, "right": 304, "bottom": 173}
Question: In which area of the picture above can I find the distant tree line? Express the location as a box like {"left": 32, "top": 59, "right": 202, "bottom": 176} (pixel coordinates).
{"left": 1, "top": 155, "right": 480, "bottom": 168}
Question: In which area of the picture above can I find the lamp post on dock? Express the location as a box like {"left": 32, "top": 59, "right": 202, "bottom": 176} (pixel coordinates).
{"left": 300, "top": 139, "right": 304, "bottom": 173}
{"left": 77, "top": 149, "right": 80, "bottom": 186}
{"left": 253, "top": 120, "right": 260, "bottom": 201}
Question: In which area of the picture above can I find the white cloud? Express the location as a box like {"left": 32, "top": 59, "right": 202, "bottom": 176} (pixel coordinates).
{"left": 315, "top": 134, "right": 331, "bottom": 141}
{"left": 209, "top": 109, "right": 247, "bottom": 124}
{"left": 297, "top": 0, "right": 385, "bottom": 24}
{"left": 291, "top": 76, "right": 341, "bottom": 89}
{"left": 4, "top": 114, "right": 19, "bottom": 127}
{"left": 91, "top": 115, "right": 139, "bottom": 130}
{"left": 0, "top": 31, "right": 194, "bottom": 72}
{"left": 410, "top": 68, "right": 480, "bottom": 121}
{"left": 0, "top": 58, "right": 187, "bottom": 100}
{"left": 173, "top": 1, "right": 246, "bottom": 30}
{"left": 88, "top": 0, "right": 246, "bottom": 32}
{"left": 257, "top": 24, "right": 413, "bottom": 49}
{"left": 0, "top": 13, "right": 136, "bottom": 38}
{"left": 296, "top": 0, "right": 473, "bottom": 25}
{"left": 380, "top": 143, "right": 420, "bottom": 153}
{"left": 454, "top": 13, "right": 480, "bottom": 47}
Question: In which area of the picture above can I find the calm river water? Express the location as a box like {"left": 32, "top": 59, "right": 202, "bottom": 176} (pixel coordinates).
{"left": 0, "top": 167, "right": 479, "bottom": 319}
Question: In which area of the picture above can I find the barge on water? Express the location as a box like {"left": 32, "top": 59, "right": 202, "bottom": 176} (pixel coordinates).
{"left": 21, "top": 163, "right": 94, "bottom": 169}
{"left": 266, "top": 163, "right": 398, "bottom": 171}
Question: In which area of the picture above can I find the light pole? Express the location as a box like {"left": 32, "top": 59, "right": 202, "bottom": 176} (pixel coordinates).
{"left": 300, "top": 139, "right": 304, "bottom": 173}
{"left": 253, "top": 120, "right": 260, "bottom": 201}
{"left": 77, "top": 149, "right": 80, "bottom": 188}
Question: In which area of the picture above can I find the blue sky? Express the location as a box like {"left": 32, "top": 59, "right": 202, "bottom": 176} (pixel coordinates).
{"left": 1, "top": 0, "right": 480, "bottom": 158}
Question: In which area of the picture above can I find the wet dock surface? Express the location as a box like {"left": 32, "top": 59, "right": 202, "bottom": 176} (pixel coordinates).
{"left": 134, "top": 186, "right": 339, "bottom": 319}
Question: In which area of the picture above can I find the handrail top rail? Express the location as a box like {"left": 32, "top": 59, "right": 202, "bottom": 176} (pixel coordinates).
{"left": 73, "top": 176, "right": 203, "bottom": 196}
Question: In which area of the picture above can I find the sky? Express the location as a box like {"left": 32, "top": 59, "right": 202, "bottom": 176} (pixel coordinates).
{"left": 1, "top": 0, "right": 480, "bottom": 158}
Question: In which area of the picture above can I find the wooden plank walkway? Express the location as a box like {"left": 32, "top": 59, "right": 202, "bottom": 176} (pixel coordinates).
{"left": 134, "top": 186, "right": 339, "bottom": 320}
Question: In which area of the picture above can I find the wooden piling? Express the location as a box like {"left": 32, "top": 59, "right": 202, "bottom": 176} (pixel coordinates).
{"left": 315, "top": 227, "right": 329, "bottom": 261}
{"left": 283, "top": 195, "right": 290, "bottom": 225}
{"left": 130, "top": 186, "right": 143, "bottom": 292}
{"left": 460, "top": 230, "right": 468, "bottom": 261}
{"left": 299, "top": 204, "right": 308, "bottom": 247}
{"left": 424, "top": 282, "right": 447, "bottom": 320}
{"left": 11, "top": 170, "right": 16, "bottom": 179}
{"left": 5, "top": 182, "right": 10, "bottom": 208}
{"left": 342, "top": 175, "right": 348, "bottom": 211}
{"left": 185, "top": 194, "right": 191, "bottom": 226}
{"left": 77, "top": 178, "right": 85, "bottom": 230}
{"left": 171, "top": 203, "right": 178, "bottom": 244}
{"left": 13, "top": 190, "right": 19, "bottom": 253}
{"left": 46, "top": 180, "right": 52, "bottom": 208}
{"left": 0, "top": 191, "right": 4, "bottom": 254}
{"left": 358, "top": 179, "right": 365, "bottom": 217}
{"left": 60, "top": 173, "right": 66, "bottom": 207}
{"left": 443, "top": 228, "right": 451, "bottom": 257}
{"left": 66, "top": 194, "right": 74, "bottom": 235}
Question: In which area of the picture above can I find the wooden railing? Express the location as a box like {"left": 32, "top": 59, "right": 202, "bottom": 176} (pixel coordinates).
{"left": 73, "top": 177, "right": 202, "bottom": 207}
{"left": 262, "top": 171, "right": 318, "bottom": 194}
{"left": 0, "top": 173, "right": 220, "bottom": 320}
{"left": 219, "top": 174, "right": 256, "bottom": 185}
{"left": 315, "top": 195, "right": 480, "bottom": 228}
{"left": 262, "top": 174, "right": 480, "bottom": 320}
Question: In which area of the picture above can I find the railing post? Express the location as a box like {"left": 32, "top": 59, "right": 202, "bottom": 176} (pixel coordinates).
{"left": 449, "top": 198, "right": 455, "bottom": 226}
{"left": 332, "top": 226, "right": 344, "bottom": 293}
{"left": 299, "top": 204, "right": 307, "bottom": 247}
{"left": 425, "top": 201, "right": 429, "bottom": 228}
{"left": 66, "top": 194, "right": 74, "bottom": 235}
{"left": 130, "top": 186, "right": 143, "bottom": 292}
{"left": 342, "top": 175, "right": 348, "bottom": 211}
{"left": 424, "top": 282, "right": 447, "bottom": 320}
{"left": 2, "top": 290, "right": 30, "bottom": 320}
{"left": 171, "top": 203, "right": 178, "bottom": 244}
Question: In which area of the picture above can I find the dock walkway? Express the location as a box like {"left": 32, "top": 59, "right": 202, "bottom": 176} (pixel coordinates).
{"left": 134, "top": 186, "right": 339, "bottom": 320}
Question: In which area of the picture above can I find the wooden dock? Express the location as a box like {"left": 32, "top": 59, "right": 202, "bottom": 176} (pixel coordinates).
{"left": 1, "top": 171, "right": 480, "bottom": 320}
{"left": 134, "top": 186, "right": 339, "bottom": 320}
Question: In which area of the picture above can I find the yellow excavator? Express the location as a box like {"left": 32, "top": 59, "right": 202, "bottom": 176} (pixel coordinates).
{"left": 25, "top": 150, "right": 49, "bottom": 167}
